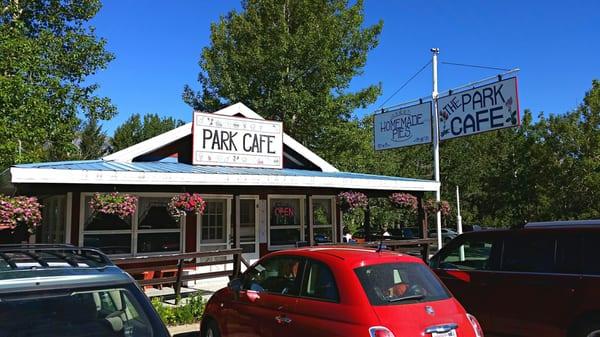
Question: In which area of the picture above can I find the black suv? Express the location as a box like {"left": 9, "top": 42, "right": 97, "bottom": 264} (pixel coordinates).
{"left": 0, "top": 244, "right": 170, "bottom": 337}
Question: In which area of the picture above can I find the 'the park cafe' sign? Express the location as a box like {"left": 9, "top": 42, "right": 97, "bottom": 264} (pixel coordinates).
{"left": 373, "top": 77, "right": 520, "bottom": 150}
{"left": 439, "top": 77, "right": 520, "bottom": 140}
{"left": 374, "top": 102, "right": 432, "bottom": 150}
{"left": 192, "top": 112, "right": 283, "bottom": 168}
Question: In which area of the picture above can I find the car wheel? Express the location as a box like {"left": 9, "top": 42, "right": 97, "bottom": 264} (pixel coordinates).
{"left": 574, "top": 321, "right": 600, "bottom": 337}
{"left": 202, "top": 318, "right": 221, "bottom": 337}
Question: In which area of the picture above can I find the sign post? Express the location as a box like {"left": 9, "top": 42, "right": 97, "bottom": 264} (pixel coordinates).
{"left": 431, "top": 48, "right": 443, "bottom": 250}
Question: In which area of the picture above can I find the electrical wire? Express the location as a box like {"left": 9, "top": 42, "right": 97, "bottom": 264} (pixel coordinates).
{"left": 441, "top": 61, "right": 512, "bottom": 72}
{"left": 377, "top": 60, "right": 432, "bottom": 111}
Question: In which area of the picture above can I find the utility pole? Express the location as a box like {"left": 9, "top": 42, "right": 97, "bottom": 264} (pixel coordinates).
{"left": 431, "top": 48, "right": 442, "bottom": 250}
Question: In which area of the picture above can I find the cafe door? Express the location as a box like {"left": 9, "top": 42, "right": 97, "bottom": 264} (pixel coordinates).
{"left": 239, "top": 196, "right": 260, "bottom": 264}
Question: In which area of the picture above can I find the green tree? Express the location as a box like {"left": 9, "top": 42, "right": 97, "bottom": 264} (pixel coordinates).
{"left": 183, "top": 0, "right": 383, "bottom": 150}
{"left": 111, "top": 113, "right": 185, "bottom": 151}
{"left": 78, "top": 117, "right": 107, "bottom": 160}
{"left": 0, "top": 0, "right": 116, "bottom": 168}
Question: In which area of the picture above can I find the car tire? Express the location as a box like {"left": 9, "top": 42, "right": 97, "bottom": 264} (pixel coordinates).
{"left": 574, "top": 321, "right": 600, "bottom": 337}
{"left": 202, "top": 318, "right": 221, "bottom": 337}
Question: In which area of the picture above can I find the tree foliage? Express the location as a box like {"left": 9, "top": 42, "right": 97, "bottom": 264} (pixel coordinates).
{"left": 183, "top": 0, "right": 383, "bottom": 150}
{"left": 0, "top": 0, "right": 116, "bottom": 168}
{"left": 78, "top": 116, "right": 107, "bottom": 160}
{"left": 111, "top": 113, "right": 185, "bottom": 152}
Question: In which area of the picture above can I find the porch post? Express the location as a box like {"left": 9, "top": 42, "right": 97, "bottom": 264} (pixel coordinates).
{"left": 416, "top": 192, "right": 430, "bottom": 262}
{"left": 233, "top": 194, "right": 241, "bottom": 277}
{"left": 307, "top": 195, "right": 314, "bottom": 246}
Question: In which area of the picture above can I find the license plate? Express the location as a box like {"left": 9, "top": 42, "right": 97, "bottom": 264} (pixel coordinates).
{"left": 432, "top": 330, "right": 457, "bottom": 337}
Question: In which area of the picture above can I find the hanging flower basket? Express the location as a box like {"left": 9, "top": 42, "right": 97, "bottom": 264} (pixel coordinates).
{"left": 0, "top": 195, "right": 43, "bottom": 243}
{"left": 336, "top": 191, "right": 368, "bottom": 212}
{"left": 389, "top": 193, "right": 418, "bottom": 212}
{"left": 425, "top": 199, "right": 451, "bottom": 217}
{"left": 89, "top": 192, "right": 137, "bottom": 219}
{"left": 168, "top": 193, "right": 206, "bottom": 218}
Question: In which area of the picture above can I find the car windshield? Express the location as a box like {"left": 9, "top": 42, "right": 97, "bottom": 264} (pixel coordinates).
{"left": 354, "top": 262, "right": 450, "bottom": 306}
{"left": 0, "top": 285, "right": 158, "bottom": 337}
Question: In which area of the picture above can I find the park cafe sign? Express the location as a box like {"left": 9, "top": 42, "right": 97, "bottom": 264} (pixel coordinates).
{"left": 192, "top": 112, "right": 283, "bottom": 169}
{"left": 374, "top": 77, "right": 520, "bottom": 150}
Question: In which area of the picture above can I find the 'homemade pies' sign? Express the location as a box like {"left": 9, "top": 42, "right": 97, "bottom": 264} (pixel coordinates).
{"left": 193, "top": 112, "right": 283, "bottom": 169}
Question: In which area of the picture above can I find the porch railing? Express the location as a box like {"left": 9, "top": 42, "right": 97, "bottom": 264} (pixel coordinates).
{"left": 112, "top": 248, "right": 249, "bottom": 304}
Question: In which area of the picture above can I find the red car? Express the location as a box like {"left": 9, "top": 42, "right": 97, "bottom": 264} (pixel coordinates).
{"left": 429, "top": 220, "right": 600, "bottom": 337}
{"left": 200, "top": 246, "right": 484, "bottom": 337}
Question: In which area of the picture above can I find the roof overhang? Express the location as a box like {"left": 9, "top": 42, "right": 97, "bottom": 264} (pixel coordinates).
{"left": 8, "top": 166, "right": 439, "bottom": 192}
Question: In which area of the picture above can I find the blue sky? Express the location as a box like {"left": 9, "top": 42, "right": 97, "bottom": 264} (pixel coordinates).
{"left": 89, "top": 1, "right": 600, "bottom": 134}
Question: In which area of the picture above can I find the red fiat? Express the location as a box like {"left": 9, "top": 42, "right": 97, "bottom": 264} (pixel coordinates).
{"left": 200, "top": 247, "right": 484, "bottom": 337}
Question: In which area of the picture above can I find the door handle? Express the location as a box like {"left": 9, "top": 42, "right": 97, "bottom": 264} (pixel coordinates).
{"left": 275, "top": 315, "right": 292, "bottom": 324}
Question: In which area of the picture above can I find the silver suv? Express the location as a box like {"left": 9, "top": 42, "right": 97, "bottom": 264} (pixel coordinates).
{"left": 0, "top": 244, "right": 170, "bottom": 337}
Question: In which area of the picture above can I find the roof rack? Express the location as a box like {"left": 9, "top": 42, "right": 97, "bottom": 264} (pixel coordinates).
{"left": 0, "top": 244, "right": 113, "bottom": 271}
{"left": 524, "top": 219, "right": 600, "bottom": 228}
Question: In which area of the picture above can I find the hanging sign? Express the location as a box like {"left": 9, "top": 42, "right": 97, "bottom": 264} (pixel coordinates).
{"left": 439, "top": 77, "right": 520, "bottom": 140}
{"left": 193, "top": 112, "right": 283, "bottom": 168}
{"left": 373, "top": 101, "right": 432, "bottom": 150}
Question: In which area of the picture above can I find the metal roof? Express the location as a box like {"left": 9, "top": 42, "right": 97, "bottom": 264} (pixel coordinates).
{"left": 6, "top": 160, "right": 439, "bottom": 192}
{"left": 14, "top": 160, "right": 429, "bottom": 183}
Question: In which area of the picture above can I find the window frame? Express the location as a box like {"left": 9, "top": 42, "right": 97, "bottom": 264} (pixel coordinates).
{"left": 267, "top": 195, "right": 306, "bottom": 250}
{"left": 197, "top": 197, "right": 232, "bottom": 250}
{"left": 79, "top": 192, "right": 186, "bottom": 257}
{"left": 431, "top": 234, "right": 501, "bottom": 272}
{"left": 241, "top": 255, "right": 306, "bottom": 297}
{"left": 299, "top": 258, "right": 340, "bottom": 303}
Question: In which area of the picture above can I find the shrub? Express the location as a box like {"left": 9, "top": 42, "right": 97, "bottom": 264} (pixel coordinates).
{"left": 151, "top": 293, "right": 206, "bottom": 326}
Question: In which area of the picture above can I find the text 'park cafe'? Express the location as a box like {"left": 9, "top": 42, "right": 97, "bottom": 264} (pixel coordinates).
{"left": 0, "top": 103, "right": 439, "bottom": 262}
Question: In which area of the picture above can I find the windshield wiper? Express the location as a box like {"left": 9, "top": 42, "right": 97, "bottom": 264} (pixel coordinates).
{"left": 387, "top": 294, "right": 425, "bottom": 303}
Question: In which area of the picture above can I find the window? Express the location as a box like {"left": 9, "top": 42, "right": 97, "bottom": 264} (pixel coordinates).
{"left": 312, "top": 198, "right": 335, "bottom": 244}
{"left": 0, "top": 287, "right": 156, "bottom": 337}
{"left": 137, "top": 197, "right": 181, "bottom": 254}
{"left": 501, "top": 235, "right": 556, "bottom": 273}
{"left": 242, "top": 256, "right": 304, "bottom": 295}
{"left": 301, "top": 260, "right": 339, "bottom": 302}
{"left": 583, "top": 233, "right": 600, "bottom": 275}
{"left": 354, "top": 263, "right": 450, "bottom": 306}
{"left": 433, "top": 237, "right": 498, "bottom": 271}
{"left": 83, "top": 195, "right": 133, "bottom": 255}
{"left": 81, "top": 194, "right": 184, "bottom": 256}
{"left": 200, "top": 200, "right": 228, "bottom": 249}
{"left": 37, "top": 195, "right": 67, "bottom": 244}
{"left": 269, "top": 197, "right": 303, "bottom": 247}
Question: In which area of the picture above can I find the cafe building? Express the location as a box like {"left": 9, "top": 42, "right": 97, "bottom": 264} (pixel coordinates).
{"left": 0, "top": 103, "right": 439, "bottom": 263}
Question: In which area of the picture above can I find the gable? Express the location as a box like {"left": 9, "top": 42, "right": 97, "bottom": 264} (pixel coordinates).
{"left": 103, "top": 103, "right": 338, "bottom": 172}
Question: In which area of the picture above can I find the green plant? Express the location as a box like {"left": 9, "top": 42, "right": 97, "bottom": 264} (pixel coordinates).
{"left": 151, "top": 293, "right": 206, "bottom": 326}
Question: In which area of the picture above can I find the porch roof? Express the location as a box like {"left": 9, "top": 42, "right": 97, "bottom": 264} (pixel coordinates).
{"left": 5, "top": 160, "right": 439, "bottom": 192}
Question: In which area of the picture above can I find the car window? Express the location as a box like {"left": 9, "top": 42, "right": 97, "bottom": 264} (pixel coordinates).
{"left": 242, "top": 256, "right": 304, "bottom": 296}
{"left": 583, "top": 233, "right": 600, "bottom": 275}
{"left": 432, "top": 237, "right": 498, "bottom": 271}
{"left": 301, "top": 260, "right": 339, "bottom": 302}
{"left": 355, "top": 263, "right": 450, "bottom": 306}
{"left": 0, "top": 287, "right": 155, "bottom": 337}
{"left": 555, "top": 235, "right": 581, "bottom": 274}
{"left": 501, "top": 235, "right": 556, "bottom": 273}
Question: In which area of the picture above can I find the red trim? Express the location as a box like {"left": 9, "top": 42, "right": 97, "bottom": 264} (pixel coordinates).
{"left": 185, "top": 213, "right": 197, "bottom": 253}
{"left": 70, "top": 192, "right": 80, "bottom": 245}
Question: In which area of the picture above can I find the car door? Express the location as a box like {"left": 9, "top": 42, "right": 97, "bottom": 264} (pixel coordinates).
{"left": 487, "top": 232, "right": 580, "bottom": 337}
{"left": 226, "top": 255, "right": 304, "bottom": 337}
{"left": 430, "top": 234, "right": 502, "bottom": 332}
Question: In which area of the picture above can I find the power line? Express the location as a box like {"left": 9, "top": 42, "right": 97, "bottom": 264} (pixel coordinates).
{"left": 377, "top": 60, "right": 432, "bottom": 111}
{"left": 441, "top": 61, "right": 512, "bottom": 72}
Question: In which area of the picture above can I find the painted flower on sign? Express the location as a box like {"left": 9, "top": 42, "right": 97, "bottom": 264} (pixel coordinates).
{"left": 168, "top": 193, "right": 206, "bottom": 218}
{"left": 89, "top": 192, "right": 138, "bottom": 219}
{"left": 389, "top": 193, "right": 418, "bottom": 212}
{"left": 336, "top": 191, "right": 368, "bottom": 212}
